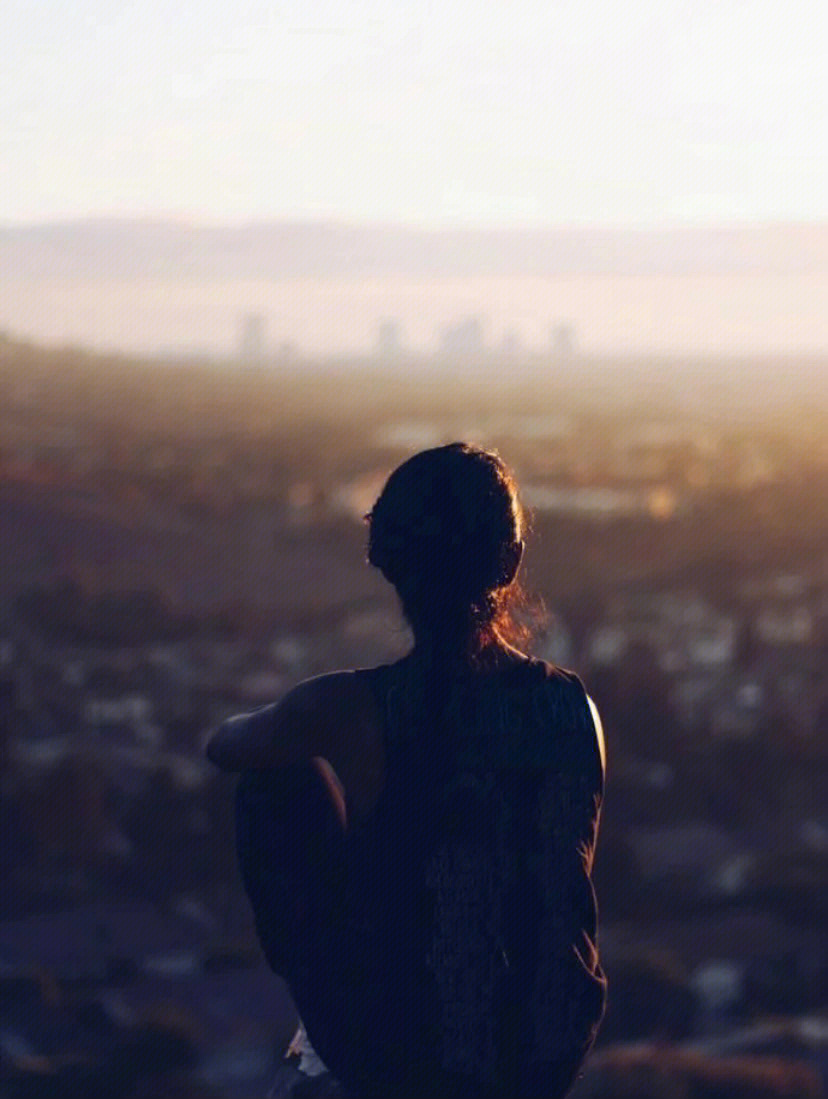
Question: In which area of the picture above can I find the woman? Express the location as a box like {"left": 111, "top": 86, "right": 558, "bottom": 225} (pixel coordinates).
{"left": 207, "top": 442, "right": 607, "bottom": 1098}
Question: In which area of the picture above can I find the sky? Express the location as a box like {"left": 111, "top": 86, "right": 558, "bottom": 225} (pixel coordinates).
{"left": 3, "top": 0, "right": 827, "bottom": 228}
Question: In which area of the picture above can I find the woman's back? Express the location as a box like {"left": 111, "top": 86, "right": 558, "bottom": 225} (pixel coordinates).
{"left": 238, "top": 652, "right": 606, "bottom": 1098}
{"left": 217, "top": 443, "right": 608, "bottom": 1097}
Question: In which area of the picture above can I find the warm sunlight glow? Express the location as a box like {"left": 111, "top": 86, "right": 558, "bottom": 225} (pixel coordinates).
{"left": 3, "top": 0, "right": 827, "bottom": 226}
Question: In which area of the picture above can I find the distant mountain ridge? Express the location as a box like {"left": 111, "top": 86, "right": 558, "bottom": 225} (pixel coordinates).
{"left": 1, "top": 219, "right": 826, "bottom": 280}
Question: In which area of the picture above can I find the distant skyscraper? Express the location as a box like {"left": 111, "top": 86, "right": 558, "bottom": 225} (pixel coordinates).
{"left": 377, "top": 319, "right": 403, "bottom": 358}
{"left": 239, "top": 313, "right": 266, "bottom": 362}
{"left": 275, "top": 341, "right": 297, "bottom": 362}
{"left": 500, "top": 329, "right": 521, "bottom": 356}
{"left": 439, "top": 316, "right": 484, "bottom": 357}
{"left": 550, "top": 324, "right": 575, "bottom": 358}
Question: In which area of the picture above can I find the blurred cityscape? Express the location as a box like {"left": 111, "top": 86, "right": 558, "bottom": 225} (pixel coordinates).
{"left": 0, "top": 332, "right": 826, "bottom": 1096}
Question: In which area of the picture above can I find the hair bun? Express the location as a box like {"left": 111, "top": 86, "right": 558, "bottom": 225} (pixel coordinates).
{"left": 366, "top": 443, "right": 526, "bottom": 649}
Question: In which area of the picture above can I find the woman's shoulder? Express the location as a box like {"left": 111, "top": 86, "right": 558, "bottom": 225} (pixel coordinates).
{"left": 282, "top": 666, "right": 388, "bottom": 740}
{"left": 498, "top": 658, "right": 605, "bottom": 783}
{"left": 289, "top": 656, "right": 604, "bottom": 779}
{"left": 206, "top": 668, "right": 384, "bottom": 773}
{"left": 265, "top": 665, "right": 391, "bottom": 731}
{"left": 523, "top": 655, "right": 586, "bottom": 693}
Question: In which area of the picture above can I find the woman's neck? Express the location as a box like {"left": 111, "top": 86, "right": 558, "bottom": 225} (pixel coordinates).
{"left": 410, "top": 631, "right": 527, "bottom": 672}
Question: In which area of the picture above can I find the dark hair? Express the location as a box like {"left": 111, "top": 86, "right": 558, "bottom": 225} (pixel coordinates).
{"left": 366, "top": 442, "right": 529, "bottom": 654}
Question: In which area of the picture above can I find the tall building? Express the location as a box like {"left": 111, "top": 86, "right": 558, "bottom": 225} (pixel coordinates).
{"left": 239, "top": 313, "right": 266, "bottom": 362}
{"left": 550, "top": 324, "right": 575, "bottom": 358}
{"left": 439, "top": 316, "right": 484, "bottom": 357}
{"left": 377, "top": 319, "right": 403, "bottom": 358}
{"left": 499, "top": 329, "right": 521, "bottom": 356}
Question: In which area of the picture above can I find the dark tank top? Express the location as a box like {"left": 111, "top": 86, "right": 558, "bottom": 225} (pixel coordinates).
{"left": 330, "top": 655, "right": 607, "bottom": 1098}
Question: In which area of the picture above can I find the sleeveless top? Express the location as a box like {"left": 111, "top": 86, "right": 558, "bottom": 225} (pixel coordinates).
{"left": 324, "top": 655, "right": 607, "bottom": 1098}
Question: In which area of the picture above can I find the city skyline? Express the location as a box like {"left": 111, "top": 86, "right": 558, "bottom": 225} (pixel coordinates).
{"left": 2, "top": 219, "right": 826, "bottom": 358}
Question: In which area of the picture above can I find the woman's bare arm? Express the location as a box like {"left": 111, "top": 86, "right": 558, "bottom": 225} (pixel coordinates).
{"left": 205, "top": 670, "right": 385, "bottom": 816}
{"left": 205, "top": 672, "right": 357, "bottom": 771}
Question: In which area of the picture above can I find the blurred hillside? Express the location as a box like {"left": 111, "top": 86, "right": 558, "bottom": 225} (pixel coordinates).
{"left": 0, "top": 334, "right": 825, "bottom": 1096}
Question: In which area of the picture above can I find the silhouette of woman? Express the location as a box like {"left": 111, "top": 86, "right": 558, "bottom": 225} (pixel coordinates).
{"left": 207, "top": 443, "right": 607, "bottom": 1098}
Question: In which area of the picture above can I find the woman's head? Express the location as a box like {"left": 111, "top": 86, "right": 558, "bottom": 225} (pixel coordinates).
{"left": 366, "top": 443, "right": 526, "bottom": 652}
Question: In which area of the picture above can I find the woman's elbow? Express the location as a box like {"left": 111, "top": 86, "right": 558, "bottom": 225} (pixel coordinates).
{"left": 205, "top": 713, "right": 254, "bottom": 770}
{"left": 205, "top": 704, "right": 283, "bottom": 771}
{"left": 205, "top": 722, "right": 236, "bottom": 770}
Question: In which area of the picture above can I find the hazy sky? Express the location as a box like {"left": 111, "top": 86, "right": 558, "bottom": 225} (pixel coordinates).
{"left": 3, "top": 0, "right": 827, "bottom": 227}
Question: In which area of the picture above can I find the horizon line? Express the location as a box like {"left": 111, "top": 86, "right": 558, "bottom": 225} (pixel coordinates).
{"left": 4, "top": 329, "right": 827, "bottom": 365}
{"left": 3, "top": 214, "right": 828, "bottom": 234}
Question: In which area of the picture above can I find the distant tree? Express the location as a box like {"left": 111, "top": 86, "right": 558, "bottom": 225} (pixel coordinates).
{"left": 599, "top": 951, "right": 697, "bottom": 1045}
{"left": 583, "top": 1047, "right": 822, "bottom": 1099}
{"left": 589, "top": 641, "right": 678, "bottom": 762}
{"left": 20, "top": 754, "right": 110, "bottom": 869}
{"left": 13, "top": 581, "right": 193, "bottom": 645}
{"left": 592, "top": 832, "right": 644, "bottom": 919}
